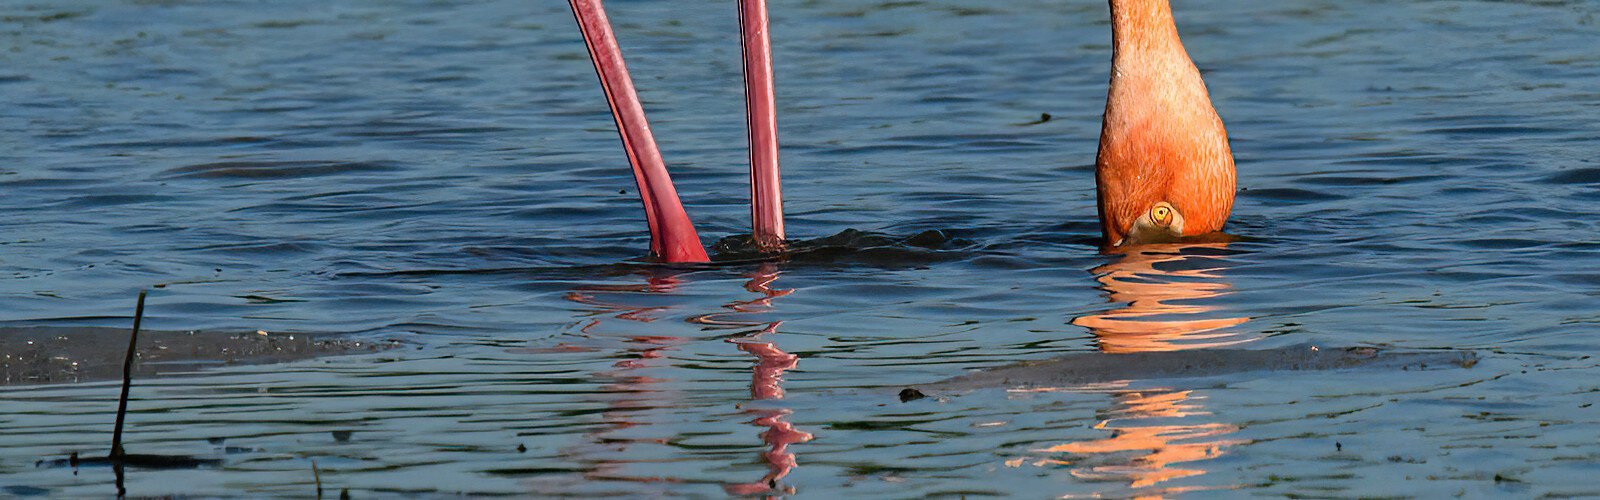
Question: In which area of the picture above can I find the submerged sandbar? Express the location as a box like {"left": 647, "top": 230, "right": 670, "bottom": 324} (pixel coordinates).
{"left": 914, "top": 344, "right": 1479, "bottom": 394}
{"left": 0, "top": 326, "right": 397, "bottom": 385}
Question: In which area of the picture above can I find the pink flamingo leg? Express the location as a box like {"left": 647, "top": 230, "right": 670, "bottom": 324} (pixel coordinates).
{"left": 568, "top": 0, "right": 710, "bottom": 263}
{"left": 738, "top": 0, "right": 785, "bottom": 251}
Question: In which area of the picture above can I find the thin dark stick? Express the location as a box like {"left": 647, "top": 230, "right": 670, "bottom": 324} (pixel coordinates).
{"left": 110, "top": 290, "right": 146, "bottom": 460}
{"left": 113, "top": 461, "right": 126, "bottom": 499}
{"left": 313, "top": 460, "right": 323, "bottom": 498}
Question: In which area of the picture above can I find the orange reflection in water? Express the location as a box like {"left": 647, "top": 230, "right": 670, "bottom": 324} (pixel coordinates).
{"left": 1041, "top": 244, "right": 1252, "bottom": 496}
{"left": 1039, "top": 390, "right": 1246, "bottom": 492}
{"left": 1071, "top": 244, "right": 1251, "bottom": 353}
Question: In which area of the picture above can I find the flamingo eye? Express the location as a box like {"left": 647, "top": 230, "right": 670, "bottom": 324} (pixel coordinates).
{"left": 1151, "top": 205, "right": 1172, "bottom": 225}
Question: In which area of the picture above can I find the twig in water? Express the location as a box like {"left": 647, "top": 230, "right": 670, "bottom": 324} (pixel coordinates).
{"left": 313, "top": 460, "right": 323, "bottom": 498}
{"left": 111, "top": 290, "right": 147, "bottom": 460}
{"left": 113, "top": 461, "right": 126, "bottom": 498}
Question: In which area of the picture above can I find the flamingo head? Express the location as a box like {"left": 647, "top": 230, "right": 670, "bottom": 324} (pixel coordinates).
{"left": 1118, "top": 201, "right": 1185, "bottom": 246}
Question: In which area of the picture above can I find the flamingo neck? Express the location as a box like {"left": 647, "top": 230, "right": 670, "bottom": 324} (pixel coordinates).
{"left": 1109, "top": 0, "right": 1181, "bottom": 56}
{"left": 569, "top": 0, "right": 709, "bottom": 263}
{"left": 739, "top": 0, "right": 785, "bottom": 252}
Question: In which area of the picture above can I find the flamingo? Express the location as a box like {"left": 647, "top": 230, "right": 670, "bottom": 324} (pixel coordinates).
{"left": 1096, "top": 0, "right": 1236, "bottom": 247}
{"left": 568, "top": 0, "right": 1235, "bottom": 260}
{"left": 566, "top": 0, "right": 783, "bottom": 263}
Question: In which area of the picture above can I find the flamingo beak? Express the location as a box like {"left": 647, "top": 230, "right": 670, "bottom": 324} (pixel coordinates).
{"left": 1121, "top": 202, "right": 1186, "bottom": 246}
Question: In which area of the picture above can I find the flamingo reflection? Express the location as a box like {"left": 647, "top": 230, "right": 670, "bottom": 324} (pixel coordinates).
{"left": 725, "top": 338, "right": 811, "bottom": 496}
{"left": 1072, "top": 244, "right": 1251, "bottom": 353}
{"left": 1033, "top": 244, "right": 1253, "bottom": 495}
{"left": 556, "top": 272, "right": 691, "bottom": 487}
{"left": 689, "top": 263, "right": 813, "bottom": 495}
{"left": 1036, "top": 389, "right": 1246, "bottom": 494}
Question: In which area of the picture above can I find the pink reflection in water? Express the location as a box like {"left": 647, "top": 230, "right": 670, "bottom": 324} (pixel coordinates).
{"left": 719, "top": 264, "right": 813, "bottom": 496}
{"left": 553, "top": 266, "right": 813, "bottom": 495}
{"left": 554, "top": 273, "right": 690, "bottom": 487}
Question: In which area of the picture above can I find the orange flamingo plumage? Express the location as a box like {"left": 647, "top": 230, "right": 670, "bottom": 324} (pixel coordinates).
{"left": 1096, "top": 0, "right": 1236, "bottom": 247}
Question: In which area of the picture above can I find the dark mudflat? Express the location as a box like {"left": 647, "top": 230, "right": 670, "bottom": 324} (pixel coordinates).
{"left": 913, "top": 344, "right": 1478, "bottom": 394}
{"left": 0, "top": 326, "right": 398, "bottom": 386}
{"left": 36, "top": 452, "right": 221, "bottom": 470}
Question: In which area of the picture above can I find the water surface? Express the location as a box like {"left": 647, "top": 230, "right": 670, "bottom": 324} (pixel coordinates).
{"left": 2, "top": 0, "right": 1599, "bottom": 497}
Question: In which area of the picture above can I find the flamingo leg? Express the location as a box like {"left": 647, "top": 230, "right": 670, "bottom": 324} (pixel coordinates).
{"left": 738, "top": 0, "right": 785, "bottom": 251}
{"left": 568, "top": 0, "right": 709, "bottom": 263}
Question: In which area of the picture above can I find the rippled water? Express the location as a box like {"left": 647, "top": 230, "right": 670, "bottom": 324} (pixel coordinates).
{"left": 3, "top": 0, "right": 1600, "bottom": 496}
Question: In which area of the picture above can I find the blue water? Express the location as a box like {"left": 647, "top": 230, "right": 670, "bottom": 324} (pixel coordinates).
{"left": 3, "top": 0, "right": 1599, "bottom": 496}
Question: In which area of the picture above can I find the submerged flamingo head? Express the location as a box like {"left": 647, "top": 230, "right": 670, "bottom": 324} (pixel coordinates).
{"left": 1095, "top": 0, "right": 1237, "bottom": 248}
{"left": 1121, "top": 201, "right": 1185, "bottom": 245}
{"left": 1096, "top": 147, "right": 1235, "bottom": 247}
